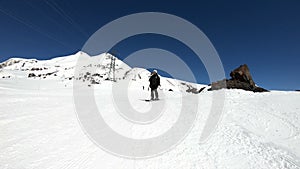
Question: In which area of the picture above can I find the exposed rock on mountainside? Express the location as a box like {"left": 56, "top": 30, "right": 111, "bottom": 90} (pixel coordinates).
{"left": 230, "top": 64, "right": 255, "bottom": 87}
{"left": 0, "top": 59, "right": 20, "bottom": 69}
{"left": 209, "top": 64, "right": 268, "bottom": 92}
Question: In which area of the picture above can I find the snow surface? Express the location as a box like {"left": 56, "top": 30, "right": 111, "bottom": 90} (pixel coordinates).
{"left": 0, "top": 52, "right": 300, "bottom": 168}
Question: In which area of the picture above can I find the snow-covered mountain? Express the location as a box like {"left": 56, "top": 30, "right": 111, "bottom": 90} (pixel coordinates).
{"left": 0, "top": 51, "right": 206, "bottom": 92}
{"left": 1, "top": 52, "right": 300, "bottom": 169}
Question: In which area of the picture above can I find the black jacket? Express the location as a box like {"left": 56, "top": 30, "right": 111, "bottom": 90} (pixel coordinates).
{"left": 149, "top": 74, "right": 160, "bottom": 89}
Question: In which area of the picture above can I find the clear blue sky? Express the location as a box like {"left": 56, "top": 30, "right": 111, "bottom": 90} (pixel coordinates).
{"left": 0, "top": 0, "right": 299, "bottom": 90}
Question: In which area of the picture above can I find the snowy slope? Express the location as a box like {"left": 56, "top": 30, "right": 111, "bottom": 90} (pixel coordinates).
{"left": 0, "top": 53, "right": 300, "bottom": 169}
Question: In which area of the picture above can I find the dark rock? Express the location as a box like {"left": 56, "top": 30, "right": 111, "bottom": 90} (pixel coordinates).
{"left": 226, "top": 79, "right": 253, "bottom": 91}
{"left": 230, "top": 64, "right": 255, "bottom": 87}
{"left": 91, "top": 80, "right": 100, "bottom": 84}
{"left": 168, "top": 89, "right": 173, "bottom": 91}
{"left": 186, "top": 85, "right": 201, "bottom": 94}
{"left": 209, "top": 79, "right": 227, "bottom": 91}
{"left": 31, "top": 67, "right": 43, "bottom": 71}
{"left": 92, "top": 73, "right": 101, "bottom": 77}
{"left": 199, "top": 87, "right": 206, "bottom": 93}
{"left": 28, "top": 73, "right": 36, "bottom": 78}
{"left": 253, "top": 87, "right": 269, "bottom": 92}
{"left": 209, "top": 64, "right": 268, "bottom": 92}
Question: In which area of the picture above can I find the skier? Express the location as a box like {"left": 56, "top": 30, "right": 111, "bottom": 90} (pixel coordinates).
{"left": 149, "top": 70, "right": 160, "bottom": 100}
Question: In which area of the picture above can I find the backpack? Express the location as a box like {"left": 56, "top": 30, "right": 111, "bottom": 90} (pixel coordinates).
{"left": 150, "top": 74, "right": 159, "bottom": 89}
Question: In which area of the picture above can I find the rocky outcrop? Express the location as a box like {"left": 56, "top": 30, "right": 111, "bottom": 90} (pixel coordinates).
{"left": 184, "top": 83, "right": 206, "bottom": 94}
{"left": 0, "top": 59, "right": 20, "bottom": 69}
{"left": 209, "top": 64, "right": 268, "bottom": 92}
{"left": 28, "top": 73, "right": 36, "bottom": 78}
{"left": 31, "top": 67, "right": 43, "bottom": 71}
{"left": 230, "top": 64, "right": 255, "bottom": 87}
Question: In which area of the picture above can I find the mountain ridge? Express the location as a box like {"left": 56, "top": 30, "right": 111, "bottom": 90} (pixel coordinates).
{"left": 0, "top": 51, "right": 206, "bottom": 93}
